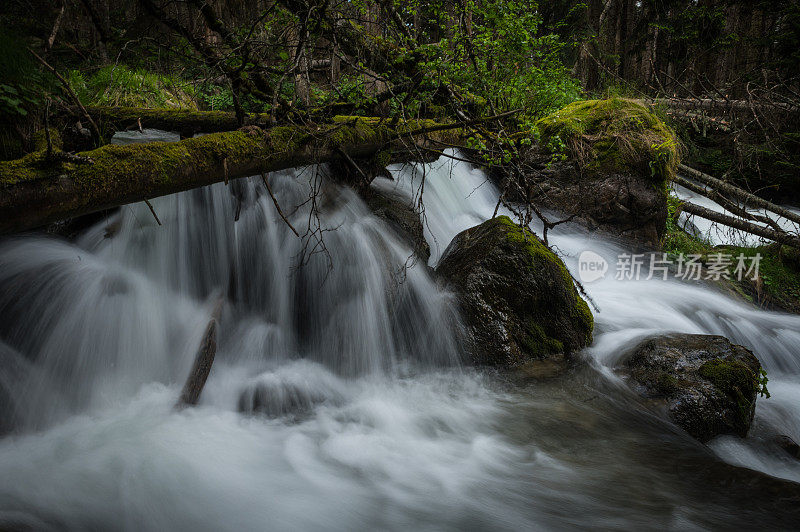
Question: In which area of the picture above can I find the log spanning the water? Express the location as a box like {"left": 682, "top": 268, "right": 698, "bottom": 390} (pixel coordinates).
{"left": 680, "top": 201, "right": 800, "bottom": 250}
{"left": 673, "top": 175, "right": 784, "bottom": 232}
{"left": 679, "top": 164, "right": 800, "bottom": 228}
{"left": 0, "top": 116, "right": 464, "bottom": 234}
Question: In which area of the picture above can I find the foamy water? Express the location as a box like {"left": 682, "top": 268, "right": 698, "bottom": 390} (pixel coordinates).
{"left": 0, "top": 142, "right": 799, "bottom": 529}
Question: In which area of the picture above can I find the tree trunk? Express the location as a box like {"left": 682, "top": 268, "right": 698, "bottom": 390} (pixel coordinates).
{"left": 0, "top": 116, "right": 465, "bottom": 234}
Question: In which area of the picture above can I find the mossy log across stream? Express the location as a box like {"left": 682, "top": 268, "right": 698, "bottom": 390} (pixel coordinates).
{"left": 0, "top": 114, "right": 463, "bottom": 234}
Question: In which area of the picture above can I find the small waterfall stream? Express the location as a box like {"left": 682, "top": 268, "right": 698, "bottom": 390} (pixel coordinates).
{"left": 1, "top": 138, "right": 800, "bottom": 529}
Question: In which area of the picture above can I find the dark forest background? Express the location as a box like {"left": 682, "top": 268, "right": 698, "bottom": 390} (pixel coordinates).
{"left": 1, "top": 1, "right": 799, "bottom": 194}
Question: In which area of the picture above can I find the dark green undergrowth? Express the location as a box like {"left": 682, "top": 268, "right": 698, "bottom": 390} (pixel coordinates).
{"left": 67, "top": 65, "right": 198, "bottom": 109}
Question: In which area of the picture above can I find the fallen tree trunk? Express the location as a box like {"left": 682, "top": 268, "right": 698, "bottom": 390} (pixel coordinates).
{"left": 654, "top": 98, "right": 799, "bottom": 116}
{"left": 679, "top": 164, "right": 800, "bottom": 228}
{"left": 75, "top": 106, "right": 274, "bottom": 140}
{"left": 680, "top": 201, "right": 800, "bottom": 249}
{"left": 673, "top": 175, "right": 784, "bottom": 232}
{"left": 0, "top": 116, "right": 463, "bottom": 234}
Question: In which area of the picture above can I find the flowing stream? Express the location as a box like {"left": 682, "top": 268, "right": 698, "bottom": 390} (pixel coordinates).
{"left": 1, "top": 136, "right": 799, "bottom": 529}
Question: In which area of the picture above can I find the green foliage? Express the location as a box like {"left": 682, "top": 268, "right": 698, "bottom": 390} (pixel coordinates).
{"left": 197, "top": 85, "right": 235, "bottom": 111}
{"left": 0, "top": 28, "right": 52, "bottom": 159}
{"left": 757, "top": 368, "right": 770, "bottom": 399}
{"left": 314, "top": 75, "right": 368, "bottom": 109}
{"left": 67, "top": 65, "right": 198, "bottom": 109}
{"left": 430, "top": 0, "right": 580, "bottom": 119}
{"left": 663, "top": 194, "right": 713, "bottom": 257}
{"left": 0, "top": 30, "right": 46, "bottom": 118}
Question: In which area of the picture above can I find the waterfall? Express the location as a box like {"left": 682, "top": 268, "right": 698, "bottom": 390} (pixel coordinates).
{"left": 1, "top": 141, "right": 799, "bottom": 529}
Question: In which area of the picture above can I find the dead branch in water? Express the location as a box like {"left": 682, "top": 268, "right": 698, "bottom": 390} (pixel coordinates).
{"left": 176, "top": 319, "right": 218, "bottom": 407}
{"left": 679, "top": 164, "right": 800, "bottom": 228}
{"left": 680, "top": 201, "right": 800, "bottom": 250}
{"left": 177, "top": 297, "right": 224, "bottom": 408}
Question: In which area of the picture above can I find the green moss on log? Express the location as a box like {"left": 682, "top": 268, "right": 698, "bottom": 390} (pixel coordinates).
{"left": 33, "top": 128, "right": 62, "bottom": 152}
{"left": 83, "top": 106, "right": 272, "bottom": 138}
{"left": 0, "top": 116, "right": 466, "bottom": 234}
{"left": 535, "top": 98, "right": 679, "bottom": 184}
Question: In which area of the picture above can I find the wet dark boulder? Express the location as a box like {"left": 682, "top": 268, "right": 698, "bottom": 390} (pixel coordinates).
{"left": 361, "top": 187, "right": 430, "bottom": 262}
{"left": 238, "top": 364, "right": 346, "bottom": 419}
{"left": 622, "top": 334, "right": 764, "bottom": 442}
{"left": 524, "top": 158, "right": 669, "bottom": 246}
{"left": 773, "top": 434, "right": 800, "bottom": 460}
{"left": 435, "top": 215, "right": 593, "bottom": 368}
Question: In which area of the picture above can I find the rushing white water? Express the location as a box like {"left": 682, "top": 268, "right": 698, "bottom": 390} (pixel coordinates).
{"left": 1, "top": 140, "right": 800, "bottom": 529}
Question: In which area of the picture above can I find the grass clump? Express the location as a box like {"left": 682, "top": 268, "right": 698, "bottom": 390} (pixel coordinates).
{"left": 535, "top": 98, "right": 680, "bottom": 184}
{"left": 67, "top": 65, "right": 198, "bottom": 109}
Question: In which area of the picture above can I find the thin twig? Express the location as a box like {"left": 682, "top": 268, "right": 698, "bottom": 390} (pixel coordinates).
{"left": 261, "top": 173, "right": 300, "bottom": 237}
{"left": 144, "top": 199, "right": 162, "bottom": 225}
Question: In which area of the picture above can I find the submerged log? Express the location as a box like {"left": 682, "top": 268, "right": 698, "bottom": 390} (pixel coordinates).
{"left": 177, "top": 318, "right": 218, "bottom": 407}
{"left": 0, "top": 116, "right": 463, "bottom": 234}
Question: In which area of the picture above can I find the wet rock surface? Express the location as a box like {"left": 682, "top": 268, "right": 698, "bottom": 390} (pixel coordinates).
{"left": 238, "top": 364, "right": 347, "bottom": 419}
{"left": 525, "top": 157, "right": 668, "bottom": 246}
{"left": 622, "top": 333, "right": 763, "bottom": 442}
{"left": 435, "top": 215, "right": 593, "bottom": 368}
{"left": 361, "top": 187, "right": 431, "bottom": 262}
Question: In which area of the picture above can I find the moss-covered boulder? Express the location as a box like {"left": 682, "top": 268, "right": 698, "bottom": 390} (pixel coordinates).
{"left": 525, "top": 98, "right": 679, "bottom": 245}
{"left": 435, "top": 216, "right": 593, "bottom": 368}
{"left": 622, "top": 334, "right": 763, "bottom": 442}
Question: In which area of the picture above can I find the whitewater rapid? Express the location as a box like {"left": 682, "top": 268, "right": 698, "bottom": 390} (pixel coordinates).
{"left": 1, "top": 140, "right": 799, "bottom": 529}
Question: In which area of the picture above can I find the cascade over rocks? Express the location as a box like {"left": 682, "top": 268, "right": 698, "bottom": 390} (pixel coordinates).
{"left": 435, "top": 215, "right": 593, "bottom": 368}
{"left": 360, "top": 187, "right": 430, "bottom": 263}
{"left": 520, "top": 98, "right": 678, "bottom": 246}
{"left": 621, "top": 334, "right": 763, "bottom": 442}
